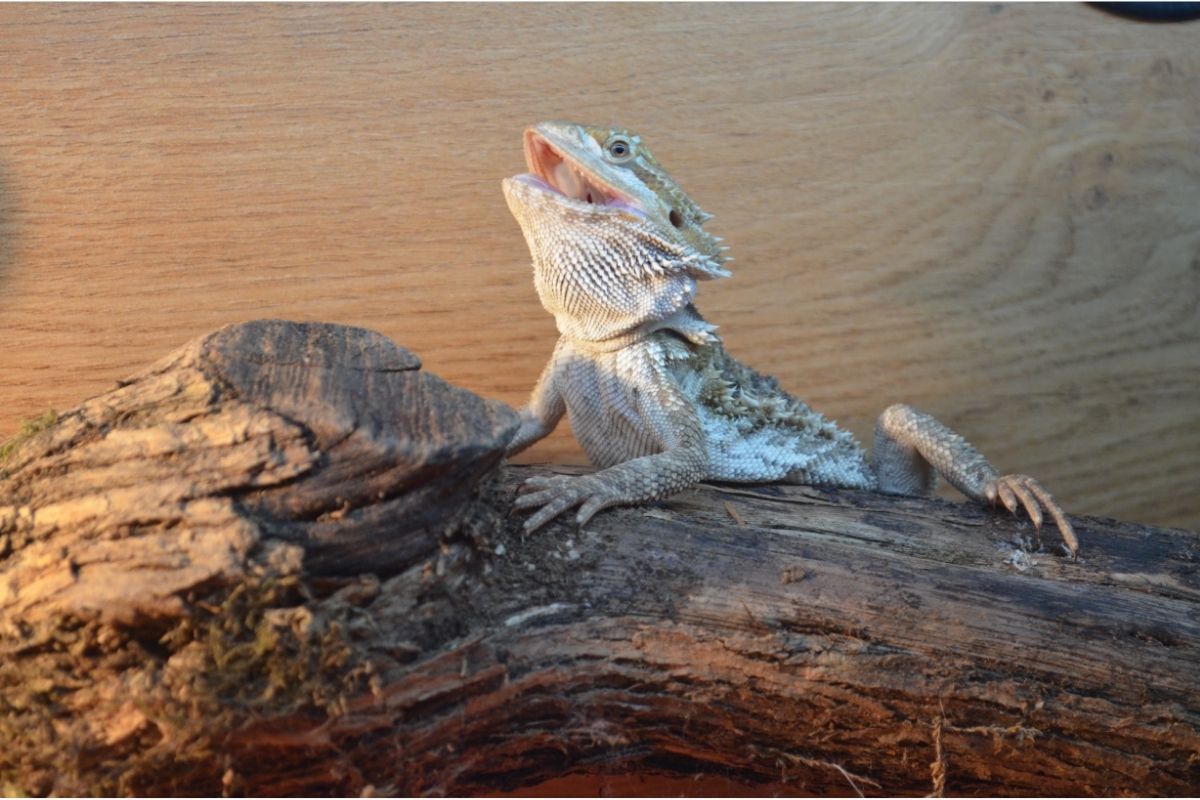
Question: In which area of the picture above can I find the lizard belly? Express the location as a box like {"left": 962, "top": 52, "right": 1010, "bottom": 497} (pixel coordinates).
{"left": 557, "top": 339, "right": 677, "bottom": 468}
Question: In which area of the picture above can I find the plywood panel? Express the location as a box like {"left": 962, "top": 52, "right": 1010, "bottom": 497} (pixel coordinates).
{"left": 1, "top": 4, "right": 1197, "bottom": 529}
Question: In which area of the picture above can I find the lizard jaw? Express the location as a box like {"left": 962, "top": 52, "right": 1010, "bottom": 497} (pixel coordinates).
{"left": 517, "top": 128, "right": 648, "bottom": 219}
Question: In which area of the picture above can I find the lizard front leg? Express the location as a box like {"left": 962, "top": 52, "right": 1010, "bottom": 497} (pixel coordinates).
{"left": 506, "top": 343, "right": 568, "bottom": 458}
{"left": 514, "top": 366, "right": 709, "bottom": 532}
{"left": 873, "top": 403, "right": 1079, "bottom": 557}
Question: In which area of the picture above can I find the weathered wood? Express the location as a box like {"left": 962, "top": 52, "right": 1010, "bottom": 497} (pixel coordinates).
{"left": 0, "top": 319, "right": 518, "bottom": 628}
{"left": 1, "top": 322, "right": 1198, "bottom": 797}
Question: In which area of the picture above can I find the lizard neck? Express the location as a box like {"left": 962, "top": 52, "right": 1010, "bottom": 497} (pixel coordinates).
{"left": 553, "top": 304, "right": 722, "bottom": 354}
{"left": 528, "top": 238, "right": 722, "bottom": 351}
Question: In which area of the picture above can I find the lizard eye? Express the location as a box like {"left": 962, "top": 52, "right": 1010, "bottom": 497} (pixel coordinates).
{"left": 605, "top": 137, "right": 634, "bottom": 161}
{"left": 669, "top": 208, "right": 684, "bottom": 228}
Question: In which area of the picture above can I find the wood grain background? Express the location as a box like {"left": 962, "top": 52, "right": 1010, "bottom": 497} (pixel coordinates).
{"left": 1, "top": 4, "right": 1197, "bottom": 530}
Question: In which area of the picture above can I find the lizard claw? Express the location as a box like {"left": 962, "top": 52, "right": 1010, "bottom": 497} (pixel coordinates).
{"left": 514, "top": 474, "right": 623, "bottom": 532}
{"left": 985, "top": 474, "right": 1078, "bottom": 559}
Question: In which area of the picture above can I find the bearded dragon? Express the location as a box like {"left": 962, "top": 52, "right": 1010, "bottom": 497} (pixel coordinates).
{"left": 501, "top": 121, "right": 1078, "bottom": 558}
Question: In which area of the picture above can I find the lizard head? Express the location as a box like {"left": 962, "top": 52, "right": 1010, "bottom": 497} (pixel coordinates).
{"left": 502, "top": 122, "right": 731, "bottom": 345}
{"left": 502, "top": 121, "right": 727, "bottom": 269}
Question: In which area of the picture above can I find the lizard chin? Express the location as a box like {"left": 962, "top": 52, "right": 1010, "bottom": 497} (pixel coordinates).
{"left": 505, "top": 173, "right": 649, "bottom": 220}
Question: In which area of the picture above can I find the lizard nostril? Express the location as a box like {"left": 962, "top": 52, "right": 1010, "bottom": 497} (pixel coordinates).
{"left": 669, "top": 209, "right": 683, "bottom": 228}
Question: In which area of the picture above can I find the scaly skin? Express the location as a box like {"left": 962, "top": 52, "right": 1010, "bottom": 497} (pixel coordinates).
{"left": 501, "top": 121, "right": 1078, "bottom": 558}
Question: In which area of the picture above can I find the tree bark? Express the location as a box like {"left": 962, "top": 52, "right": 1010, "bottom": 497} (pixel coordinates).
{"left": 1, "top": 320, "right": 1197, "bottom": 797}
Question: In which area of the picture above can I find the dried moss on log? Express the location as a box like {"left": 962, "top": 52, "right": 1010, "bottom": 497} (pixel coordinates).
{"left": 1, "top": 320, "right": 1198, "bottom": 796}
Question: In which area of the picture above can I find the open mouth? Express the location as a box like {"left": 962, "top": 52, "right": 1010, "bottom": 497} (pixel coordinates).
{"left": 520, "top": 130, "right": 644, "bottom": 216}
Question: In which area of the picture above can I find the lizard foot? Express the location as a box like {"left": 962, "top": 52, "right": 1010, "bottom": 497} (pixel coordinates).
{"left": 984, "top": 474, "right": 1079, "bottom": 559}
{"left": 514, "top": 473, "right": 626, "bottom": 532}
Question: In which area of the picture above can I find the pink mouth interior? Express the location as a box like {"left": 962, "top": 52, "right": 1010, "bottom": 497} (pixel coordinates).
{"left": 523, "top": 132, "right": 644, "bottom": 216}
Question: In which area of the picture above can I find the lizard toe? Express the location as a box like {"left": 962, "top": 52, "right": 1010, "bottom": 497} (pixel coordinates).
{"left": 990, "top": 474, "right": 1079, "bottom": 560}
{"left": 513, "top": 490, "right": 559, "bottom": 509}
{"left": 523, "top": 493, "right": 583, "bottom": 531}
{"left": 576, "top": 493, "right": 620, "bottom": 527}
{"left": 519, "top": 474, "right": 568, "bottom": 492}
{"left": 1008, "top": 478, "right": 1043, "bottom": 530}
{"left": 516, "top": 474, "right": 613, "bottom": 532}
{"left": 995, "top": 480, "right": 1020, "bottom": 515}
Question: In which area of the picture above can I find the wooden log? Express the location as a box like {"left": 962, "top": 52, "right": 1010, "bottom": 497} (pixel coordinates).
{"left": 1, "top": 321, "right": 1197, "bottom": 797}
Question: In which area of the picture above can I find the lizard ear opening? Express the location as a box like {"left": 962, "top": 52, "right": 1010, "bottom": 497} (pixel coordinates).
{"left": 669, "top": 208, "right": 684, "bottom": 228}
